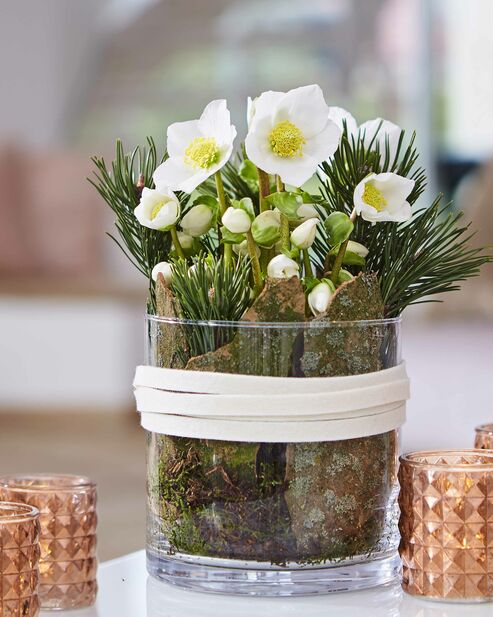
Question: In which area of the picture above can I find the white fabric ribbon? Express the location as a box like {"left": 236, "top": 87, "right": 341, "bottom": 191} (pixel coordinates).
{"left": 134, "top": 363, "right": 409, "bottom": 443}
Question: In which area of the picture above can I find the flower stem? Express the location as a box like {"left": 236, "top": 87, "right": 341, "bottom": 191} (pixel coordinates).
{"left": 257, "top": 168, "right": 271, "bottom": 212}
{"left": 303, "top": 250, "right": 313, "bottom": 278}
{"left": 276, "top": 176, "right": 290, "bottom": 252}
{"left": 246, "top": 230, "right": 263, "bottom": 296}
{"left": 170, "top": 226, "right": 185, "bottom": 260}
{"left": 330, "top": 209, "right": 357, "bottom": 285}
{"left": 215, "top": 171, "right": 232, "bottom": 266}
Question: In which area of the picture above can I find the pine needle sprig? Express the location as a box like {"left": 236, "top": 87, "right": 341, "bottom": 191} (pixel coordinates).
{"left": 365, "top": 198, "right": 492, "bottom": 316}
{"left": 171, "top": 255, "right": 252, "bottom": 355}
{"left": 90, "top": 138, "right": 186, "bottom": 311}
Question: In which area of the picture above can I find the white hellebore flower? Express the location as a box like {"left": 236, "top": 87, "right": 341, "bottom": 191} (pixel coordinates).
{"left": 346, "top": 240, "right": 369, "bottom": 258}
{"left": 153, "top": 100, "right": 237, "bottom": 194}
{"left": 222, "top": 207, "right": 251, "bottom": 234}
{"left": 180, "top": 204, "right": 213, "bottom": 237}
{"left": 359, "top": 118, "right": 401, "bottom": 164}
{"left": 151, "top": 261, "right": 173, "bottom": 285}
{"left": 267, "top": 254, "right": 300, "bottom": 279}
{"left": 296, "top": 203, "right": 319, "bottom": 222}
{"left": 328, "top": 106, "right": 358, "bottom": 137}
{"left": 308, "top": 281, "right": 334, "bottom": 316}
{"left": 290, "top": 218, "right": 318, "bottom": 250}
{"left": 245, "top": 85, "right": 341, "bottom": 187}
{"left": 354, "top": 172, "right": 414, "bottom": 223}
{"left": 134, "top": 187, "right": 180, "bottom": 231}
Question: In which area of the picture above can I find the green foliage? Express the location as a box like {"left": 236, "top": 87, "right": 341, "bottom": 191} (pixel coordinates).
{"left": 325, "top": 212, "right": 354, "bottom": 246}
{"left": 265, "top": 191, "right": 303, "bottom": 220}
{"left": 365, "top": 198, "right": 491, "bottom": 316}
{"left": 90, "top": 138, "right": 179, "bottom": 311}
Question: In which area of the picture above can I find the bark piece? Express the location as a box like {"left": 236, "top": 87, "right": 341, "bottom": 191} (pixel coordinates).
{"left": 186, "top": 277, "right": 306, "bottom": 376}
{"left": 153, "top": 275, "right": 188, "bottom": 369}
{"left": 300, "top": 272, "right": 385, "bottom": 377}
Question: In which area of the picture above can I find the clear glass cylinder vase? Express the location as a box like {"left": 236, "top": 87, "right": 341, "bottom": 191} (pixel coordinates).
{"left": 144, "top": 316, "right": 402, "bottom": 595}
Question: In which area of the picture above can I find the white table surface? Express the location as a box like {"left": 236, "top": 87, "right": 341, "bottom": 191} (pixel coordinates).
{"left": 41, "top": 550, "right": 492, "bottom": 617}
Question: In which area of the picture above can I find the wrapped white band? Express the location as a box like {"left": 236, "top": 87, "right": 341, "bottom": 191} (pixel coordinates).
{"left": 134, "top": 363, "right": 409, "bottom": 443}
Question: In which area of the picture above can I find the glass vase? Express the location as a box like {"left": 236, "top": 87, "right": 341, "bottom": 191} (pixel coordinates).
{"left": 144, "top": 316, "right": 402, "bottom": 595}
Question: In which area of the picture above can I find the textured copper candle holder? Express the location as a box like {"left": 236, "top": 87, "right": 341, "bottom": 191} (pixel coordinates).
{"left": 0, "top": 475, "right": 97, "bottom": 610}
{"left": 398, "top": 450, "right": 493, "bottom": 602}
{"left": 0, "top": 502, "right": 40, "bottom": 617}
{"left": 475, "top": 424, "right": 493, "bottom": 450}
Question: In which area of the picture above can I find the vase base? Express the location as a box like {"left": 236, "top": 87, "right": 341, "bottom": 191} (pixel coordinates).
{"left": 146, "top": 550, "right": 401, "bottom": 596}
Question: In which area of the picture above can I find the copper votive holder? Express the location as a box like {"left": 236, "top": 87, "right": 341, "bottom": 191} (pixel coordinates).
{"left": 475, "top": 424, "right": 493, "bottom": 450}
{"left": 0, "top": 475, "right": 97, "bottom": 611}
{"left": 0, "top": 502, "right": 40, "bottom": 617}
{"left": 398, "top": 450, "right": 493, "bottom": 602}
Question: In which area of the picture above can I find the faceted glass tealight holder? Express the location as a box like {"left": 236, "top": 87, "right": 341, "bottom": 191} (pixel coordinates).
{"left": 0, "top": 475, "right": 97, "bottom": 610}
{"left": 0, "top": 502, "right": 40, "bottom": 617}
{"left": 398, "top": 450, "right": 493, "bottom": 602}
{"left": 475, "top": 424, "right": 493, "bottom": 450}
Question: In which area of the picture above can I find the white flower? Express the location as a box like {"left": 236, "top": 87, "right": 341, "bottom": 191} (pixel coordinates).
{"left": 180, "top": 204, "right": 213, "bottom": 237}
{"left": 290, "top": 218, "right": 318, "bottom": 250}
{"left": 222, "top": 207, "right": 252, "bottom": 234}
{"left": 245, "top": 85, "right": 341, "bottom": 187}
{"left": 308, "top": 281, "right": 334, "bottom": 316}
{"left": 267, "top": 254, "right": 300, "bottom": 279}
{"left": 233, "top": 239, "right": 260, "bottom": 258}
{"left": 153, "top": 100, "right": 237, "bottom": 194}
{"left": 354, "top": 172, "right": 414, "bottom": 223}
{"left": 346, "top": 240, "right": 369, "bottom": 258}
{"left": 328, "top": 106, "right": 358, "bottom": 137}
{"left": 151, "top": 261, "right": 173, "bottom": 285}
{"left": 359, "top": 118, "right": 401, "bottom": 164}
{"left": 296, "top": 203, "right": 319, "bottom": 222}
{"left": 134, "top": 187, "right": 180, "bottom": 231}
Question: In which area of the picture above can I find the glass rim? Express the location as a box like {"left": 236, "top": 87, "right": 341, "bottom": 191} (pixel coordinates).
{"left": 475, "top": 423, "right": 493, "bottom": 435}
{"left": 145, "top": 314, "right": 402, "bottom": 329}
{"left": 0, "top": 501, "right": 39, "bottom": 523}
{"left": 0, "top": 473, "right": 96, "bottom": 493}
{"left": 400, "top": 449, "right": 493, "bottom": 471}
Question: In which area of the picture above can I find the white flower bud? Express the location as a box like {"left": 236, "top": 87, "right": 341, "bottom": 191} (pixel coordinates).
{"left": 233, "top": 239, "right": 260, "bottom": 258}
{"left": 251, "top": 210, "right": 281, "bottom": 247}
{"left": 308, "top": 281, "right": 334, "bottom": 316}
{"left": 267, "top": 254, "right": 300, "bottom": 279}
{"left": 290, "top": 218, "right": 318, "bottom": 250}
{"left": 134, "top": 187, "right": 180, "bottom": 231}
{"left": 180, "top": 204, "right": 213, "bottom": 237}
{"left": 176, "top": 231, "right": 193, "bottom": 251}
{"left": 151, "top": 261, "right": 173, "bottom": 285}
{"left": 222, "top": 207, "right": 252, "bottom": 234}
{"left": 296, "top": 203, "right": 319, "bottom": 222}
{"left": 346, "top": 241, "right": 369, "bottom": 258}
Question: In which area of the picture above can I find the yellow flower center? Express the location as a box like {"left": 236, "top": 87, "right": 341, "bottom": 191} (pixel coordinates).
{"left": 269, "top": 120, "right": 305, "bottom": 158}
{"left": 363, "top": 183, "right": 387, "bottom": 211}
{"left": 184, "top": 137, "right": 220, "bottom": 169}
{"left": 150, "top": 201, "right": 166, "bottom": 220}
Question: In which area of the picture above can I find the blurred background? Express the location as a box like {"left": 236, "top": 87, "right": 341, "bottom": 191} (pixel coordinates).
{"left": 0, "top": 0, "right": 492, "bottom": 560}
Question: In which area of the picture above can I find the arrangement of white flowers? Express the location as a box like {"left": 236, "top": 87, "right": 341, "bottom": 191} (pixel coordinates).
{"left": 92, "top": 83, "right": 490, "bottom": 321}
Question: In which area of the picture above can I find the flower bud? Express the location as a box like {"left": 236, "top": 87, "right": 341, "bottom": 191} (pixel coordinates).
{"left": 180, "top": 204, "right": 213, "bottom": 237}
{"left": 251, "top": 210, "right": 281, "bottom": 247}
{"left": 233, "top": 239, "right": 260, "bottom": 258}
{"left": 222, "top": 206, "right": 252, "bottom": 234}
{"left": 151, "top": 261, "right": 173, "bottom": 285}
{"left": 296, "top": 203, "right": 319, "bottom": 222}
{"left": 308, "top": 281, "right": 335, "bottom": 316}
{"left": 290, "top": 218, "right": 318, "bottom": 250}
{"left": 267, "top": 254, "right": 300, "bottom": 279}
{"left": 346, "top": 240, "right": 369, "bottom": 258}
